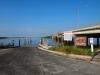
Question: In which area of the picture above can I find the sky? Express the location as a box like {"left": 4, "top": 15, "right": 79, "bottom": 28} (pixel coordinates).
{"left": 0, "top": 0, "right": 100, "bottom": 37}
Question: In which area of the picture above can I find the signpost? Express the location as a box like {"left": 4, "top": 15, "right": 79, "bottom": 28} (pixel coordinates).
{"left": 90, "top": 38, "right": 94, "bottom": 53}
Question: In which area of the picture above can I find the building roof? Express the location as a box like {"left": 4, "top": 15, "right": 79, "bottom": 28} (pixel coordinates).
{"left": 73, "top": 25, "right": 100, "bottom": 32}
{"left": 72, "top": 25, "right": 100, "bottom": 34}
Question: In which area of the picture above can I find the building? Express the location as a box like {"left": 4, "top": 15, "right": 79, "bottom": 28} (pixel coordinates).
{"left": 73, "top": 25, "right": 100, "bottom": 47}
{"left": 52, "top": 25, "right": 100, "bottom": 47}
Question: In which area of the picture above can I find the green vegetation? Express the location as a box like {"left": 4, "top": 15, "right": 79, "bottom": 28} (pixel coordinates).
{"left": 49, "top": 46, "right": 92, "bottom": 56}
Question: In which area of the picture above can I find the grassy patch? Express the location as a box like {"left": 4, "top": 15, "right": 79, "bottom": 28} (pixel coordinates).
{"left": 49, "top": 46, "right": 92, "bottom": 56}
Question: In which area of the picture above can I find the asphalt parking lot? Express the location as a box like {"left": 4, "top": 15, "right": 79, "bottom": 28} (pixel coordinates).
{"left": 0, "top": 47, "right": 100, "bottom": 75}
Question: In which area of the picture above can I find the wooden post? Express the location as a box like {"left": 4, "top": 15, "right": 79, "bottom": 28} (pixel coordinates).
{"left": 19, "top": 40, "right": 20, "bottom": 47}
{"left": 30, "top": 39, "right": 32, "bottom": 45}
{"left": 12, "top": 40, "right": 14, "bottom": 47}
{"left": 24, "top": 39, "right": 26, "bottom": 47}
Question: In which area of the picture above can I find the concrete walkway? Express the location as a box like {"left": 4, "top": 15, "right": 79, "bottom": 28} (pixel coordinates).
{"left": 0, "top": 47, "right": 100, "bottom": 75}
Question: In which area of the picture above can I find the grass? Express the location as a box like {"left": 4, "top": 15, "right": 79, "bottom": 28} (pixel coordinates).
{"left": 49, "top": 45, "right": 92, "bottom": 56}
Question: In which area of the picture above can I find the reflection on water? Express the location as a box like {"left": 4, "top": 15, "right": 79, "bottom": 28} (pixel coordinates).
{"left": 0, "top": 37, "right": 57, "bottom": 47}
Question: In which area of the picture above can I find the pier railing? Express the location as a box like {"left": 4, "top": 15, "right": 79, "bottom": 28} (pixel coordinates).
{"left": 0, "top": 37, "right": 33, "bottom": 48}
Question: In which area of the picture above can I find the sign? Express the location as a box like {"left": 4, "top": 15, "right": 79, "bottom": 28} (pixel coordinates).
{"left": 75, "top": 36, "right": 87, "bottom": 46}
{"left": 64, "top": 32, "right": 72, "bottom": 41}
{"left": 90, "top": 38, "right": 94, "bottom": 44}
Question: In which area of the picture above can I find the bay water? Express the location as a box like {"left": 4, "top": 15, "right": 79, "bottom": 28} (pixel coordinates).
{"left": 0, "top": 37, "right": 57, "bottom": 47}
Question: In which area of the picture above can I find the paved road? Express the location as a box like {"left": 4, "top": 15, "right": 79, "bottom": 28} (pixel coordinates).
{"left": 0, "top": 47, "right": 100, "bottom": 75}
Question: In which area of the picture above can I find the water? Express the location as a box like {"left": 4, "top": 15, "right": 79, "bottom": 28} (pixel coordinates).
{"left": 0, "top": 37, "right": 57, "bottom": 47}
{"left": 0, "top": 37, "right": 99, "bottom": 48}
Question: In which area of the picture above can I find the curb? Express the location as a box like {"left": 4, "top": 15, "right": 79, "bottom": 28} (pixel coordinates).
{"left": 38, "top": 47, "right": 91, "bottom": 61}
